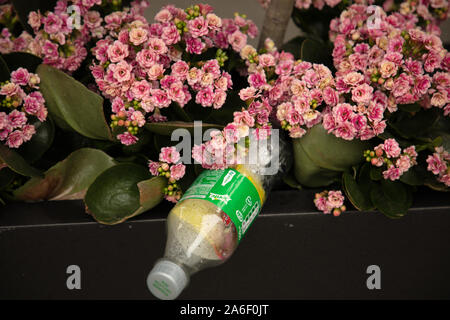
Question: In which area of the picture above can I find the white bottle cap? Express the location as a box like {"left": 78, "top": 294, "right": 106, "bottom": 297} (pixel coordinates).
{"left": 147, "top": 259, "right": 189, "bottom": 300}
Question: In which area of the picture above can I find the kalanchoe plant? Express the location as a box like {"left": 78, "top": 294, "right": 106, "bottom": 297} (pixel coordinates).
{"left": 90, "top": 3, "right": 257, "bottom": 145}
{"left": 364, "top": 138, "right": 418, "bottom": 181}
{"left": 0, "top": 67, "right": 47, "bottom": 148}
{"left": 0, "top": 0, "right": 449, "bottom": 225}
{"left": 314, "top": 189, "right": 347, "bottom": 216}
{"left": 426, "top": 146, "right": 450, "bottom": 186}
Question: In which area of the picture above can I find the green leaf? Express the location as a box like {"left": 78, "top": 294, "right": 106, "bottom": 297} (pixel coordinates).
{"left": 11, "top": 0, "right": 57, "bottom": 33}
{"left": 0, "top": 143, "right": 43, "bottom": 177}
{"left": 133, "top": 177, "right": 167, "bottom": 216}
{"left": 295, "top": 125, "right": 371, "bottom": 172}
{"left": 389, "top": 108, "right": 440, "bottom": 139}
{"left": 423, "top": 171, "right": 450, "bottom": 192}
{"left": 300, "top": 39, "right": 332, "bottom": 68}
{"left": 84, "top": 163, "right": 165, "bottom": 225}
{"left": 17, "top": 117, "right": 55, "bottom": 163}
{"left": 172, "top": 102, "right": 192, "bottom": 122}
{"left": 282, "top": 171, "right": 303, "bottom": 190}
{"left": 400, "top": 166, "right": 426, "bottom": 186}
{"left": 145, "top": 121, "right": 223, "bottom": 136}
{"left": 398, "top": 103, "right": 421, "bottom": 113}
{"left": 37, "top": 64, "right": 113, "bottom": 141}
{"left": 0, "top": 168, "right": 16, "bottom": 190}
{"left": 0, "top": 55, "right": 10, "bottom": 82}
{"left": 292, "top": 138, "right": 341, "bottom": 187}
{"left": 2, "top": 52, "right": 42, "bottom": 73}
{"left": 13, "top": 148, "right": 117, "bottom": 201}
{"left": 370, "top": 180, "right": 412, "bottom": 219}
{"left": 370, "top": 166, "right": 383, "bottom": 181}
{"left": 342, "top": 171, "right": 374, "bottom": 211}
{"left": 281, "top": 36, "right": 306, "bottom": 60}
{"left": 358, "top": 163, "right": 375, "bottom": 197}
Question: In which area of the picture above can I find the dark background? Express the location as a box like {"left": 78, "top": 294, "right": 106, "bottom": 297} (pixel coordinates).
{"left": 1, "top": 189, "right": 450, "bottom": 300}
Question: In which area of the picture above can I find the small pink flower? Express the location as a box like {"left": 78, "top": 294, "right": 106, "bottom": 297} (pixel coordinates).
{"left": 206, "top": 13, "right": 222, "bottom": 30}
{"left": 213, "top": 90, "right": 226, "bottom": 109}
{"left": 383, "top": 139, "right": 402, "bottom": 158}
{"left": 151, "top": 89, "right": 171, "bottom": 108}
{"left": 426, "top": 153, "right": 447, "bottom": 175}
{"left": 131, "top": 80, "right": 151, "bottom": 100}
{"left": 129, "top": 27, "right": 148, "bottom": 46}
{"left": 8, "top": 110, "right": 27, "bottom": 128}
{"left": 0, "top": 82, "right": 20, "bottom": 96}
{"left": 258, "top": 53, "right": 276, "bottom": 67}
{"left": 185, "top": 36, "right": 205, "bottom": 54}
{"left": 11, "top": 68, "right": 30, "bottom": 86}
{"left": 170, "top": 163, "right": 186, "bottom": 180}
{"left": 155, "top": 9, "right": 173, "bottom": 23}
{"left": 28, "top": 11, "right": 42, "bottom": 30}
{"left": 159, "top": 146, "right": 180, "bottom": 164}
{"left": 223, "top": 123, "right": 240, "bottom": 143}
{"left": 117, "top": 132, "right": 138, "bottom": 146}
{"left": 5, "top": 130, "right": 24, "bottom": 148}
{"left": 396, "top": 155, "right": 412, "bottom": 173}
{"left": 147, "top": 64, "right": 165, "bottom": 81}
{"left": 327, "top": 190, "right": 345, "bottom": 208}
{"left": 0, "top": 112, "right": 8, "bottom": 130}
{"left": 188, "top": 16, "right": 209, "bottom": 38}
{"left": 162, "top": 24, "right": 181, "bottom": 45}
{"left": 351, "top": 83, "right": 373, "bottom": 105}
{"left": 148, "top": 37, "right": 167, "bottom": 55}
{"left": 248, "top": 72, "right": 266, "bottom": 89}
{"left": 171, "top": 61, "right": 189, "bottom": 80}
{"left": 430, "top": 91, "right": 448, "bottom": 108}
{"left": 22, "top": 124, "right": 36, "bottom": 141}
{"left": 314, "top": 196, "right": 329, "bottom": 213}
{"left": 107, "top": 40, "right": 129, "bottom": 63}
{"left": 195, "top": 86, "right": 214, "bottom": 107}
{"left": 148, "top": 160, "right": 161, "bottom": 176}
{"left": 43, "top": 12, "right": 62, "bottom": 34}
{"left": 228, "top": 30, "right": 247, "bottom": 52}
{"left": 334, "top": 122, "right": 357, "bottom": 140}
{"left": 239, "top": 87, "right": 258, "bottom": 101}
{"left": 110, "top": 61, "right": 132, "bottom": 83}
{"left": 439, "top": 174, "right": 450, "bottom": 187}
{"left": 136, "top": 49, "right": 157, "bottom": 69}
{"left": 383, "top": 166, "right": 402, "bottom": 181}
{"left": 23, "top": 95, "right": 41, "bottom": 115}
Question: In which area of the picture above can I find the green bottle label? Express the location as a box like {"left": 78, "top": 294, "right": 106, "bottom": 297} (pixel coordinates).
{"left": 180, "top": 168, "right": 262, "bottom": 242}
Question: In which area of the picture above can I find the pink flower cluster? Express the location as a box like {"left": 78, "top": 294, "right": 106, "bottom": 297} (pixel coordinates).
{"left": 148, "top": 146, "right": 186, "bottom": 203}
{"left": 322, "top": 93, "right": 388, "bottom": 140}
{"left": 382, "top": 0, "right": 449, "bottom": 32}
{"left": 0, "top": 0, "right": 149, "bottom": 72}
{"left": 0, "top": 68, "right": 47, "bottom": 148}
{"left": 259, "top": 0, "right": 448, "bottom": 31}
{"left": 192, "top": 124, "right": 244, "bottom": 170}
{"left": 258, "top": 0, "right": 344, "bottom": 11}
{"left": 364, "top": 138, "right": 418, "bottom": 181}
{"left": 314, "top": 190, "right": 346, "bottom": 216}
{"left": 331, "top": 4, "right": 450, "bottom": 117}
{"left": 0, "top": 28, "right": 33, "bottom": 54}
{"left": 426, "top": 146, "right": 450, "bottom": 186}
{"left": 24, "top": 0, "right": 105, "bottom": 72}
{"left": 272, "top": 61, "right": 337, "bottom": 139}
{"left": 238, "top": 40, "right": 337, "bottom": 139}
{"left": 91, "top": 4, "right": 258, "bottom": 145}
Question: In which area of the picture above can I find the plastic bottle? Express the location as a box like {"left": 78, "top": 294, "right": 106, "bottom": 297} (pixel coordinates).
{"left": 147, "top": 132, "right": 291, "bottom": 300}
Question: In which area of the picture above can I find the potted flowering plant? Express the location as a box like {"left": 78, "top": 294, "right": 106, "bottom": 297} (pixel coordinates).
{"left": 0, "top": 0, "right": 449, "bottom": 225}
{"left": 253, "top": 0, "right": 450, "bottom": 218}
{"left": 0, "top": 0, "right": 264, "bottom": 224}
